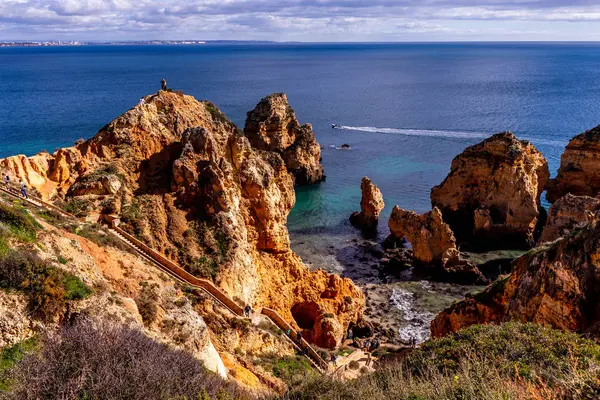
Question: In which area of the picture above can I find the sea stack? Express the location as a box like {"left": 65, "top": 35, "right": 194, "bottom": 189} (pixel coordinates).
{"left": 350, "top": 177, "right": 384, "bottom": 232}
{"left": 244, "top": 93, "right": 325, "bottom": 185}
{"left": 387, "top": 206, "right": 486, "bottom": 284}
{"left": 431, "top": 132, "right": 549, "bottom": 250}
{"left": 546, "top": 124, "right": 600, "bottom": 203}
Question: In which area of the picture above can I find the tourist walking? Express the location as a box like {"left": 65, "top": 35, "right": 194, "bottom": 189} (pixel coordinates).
{"left": 161, "top": 78, "right": 167, "bottom": 91}
{"left": 3, "top": 173, "right": 9, "bottom": 188}
{"left": 19, "top": 180, "right": 28, "bottom": 199}
{"left": 244, "top": 304, "right": 252, "bottom": 318}
{"left": 366, "top": 352, "right": 372, "bottom": 367}
{"left": 138, "top": 97, "right": 145, "bottom": 106}
{"left": 330, "top": 353, "right": 337, "bottom": 367}
{"left": 296, "top": 331, "right": 302, "bottom": 345}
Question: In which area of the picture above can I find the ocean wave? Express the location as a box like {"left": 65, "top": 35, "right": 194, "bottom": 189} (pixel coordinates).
{"left": 390, "top": 286, "right": 434, "bottom": 345}
{"left": 333, "top": 125, "right": 566, "bottom": 147}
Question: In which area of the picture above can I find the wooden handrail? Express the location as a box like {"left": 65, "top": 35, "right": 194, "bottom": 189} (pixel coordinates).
{"left": 261, "top": 308, "right": 329, "bottom": 371}
{"left": 0, "top": 186, "right": 329, "bottom": 373}
{"left": 110, "top": 224, "right": 245, "bottom": 316}
{"left": 0, "top": 186, "right": 76, "bottom": 219}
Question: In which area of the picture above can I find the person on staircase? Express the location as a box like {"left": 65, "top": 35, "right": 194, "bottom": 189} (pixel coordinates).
{"left": 19, "top": 180, "right": 28, "bottom": 199}
{"left": 244, "top": 304, "right": 252, "bottom": 318}
{"left": 296, "top": 331, "right": 303, "bottom": 346}
{"left": 3, "top": 173, "right": 9, "bottom": 189}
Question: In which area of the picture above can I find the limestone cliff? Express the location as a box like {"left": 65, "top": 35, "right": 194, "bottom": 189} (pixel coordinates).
{"left": 0, "top": 91, "right": 362, "bottom": 349}
{"left": 244, "top": 93, "right": 324, "bottom": 185}
{"left": 431, "top": 132, "right": 549, "bottom": 250}
{"left": 539, "top": 194, "right": 600, "bottom": 243}
{"left": 350, "top": 177, "right": 384, "bottom": 232}
{"left": 547, "top": 124, "right": 600, "bottom": 203}
{"left": 387, "top": 206, "right": 486, "bottom": 284}
{"left": 431, "top": 217, "right": 600, "bottom": 338}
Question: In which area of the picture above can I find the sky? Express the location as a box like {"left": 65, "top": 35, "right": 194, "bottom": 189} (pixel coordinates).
{"left": 2, "top": 0, "right": 600, "bottom": 42}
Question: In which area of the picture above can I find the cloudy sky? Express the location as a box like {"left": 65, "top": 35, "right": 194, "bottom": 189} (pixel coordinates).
{"left": 2, "top": 0, "right": 600, "bottom": 42}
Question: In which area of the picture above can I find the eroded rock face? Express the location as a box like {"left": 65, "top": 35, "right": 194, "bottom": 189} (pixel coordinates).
{"left": 539, "top": 194, "right": 600, "bottom": 243}
{"left": 431, "top": 132, "right": 549, "bottom": 250}
{"left": 389, "top": 206, "right": 456, "bottom": 265}
{"left": 350, "top": 177, "right": 384, "bottom": 231}
{"left": 244, "top": 93, "right": 324, "bottom": 185}
{"left": 388, "top": 206, "right": 486, "bottom": 284}
{"left": 431, "top": 217, "right": 600, "bottom": 338}
{"left": 547, "top": 124, "right": 600, "bottom": 202}
{"left": 0, "top": 91, "right": 362, "bottom": 349}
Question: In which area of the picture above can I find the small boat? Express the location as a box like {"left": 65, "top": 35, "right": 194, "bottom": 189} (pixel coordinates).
{"left": 331, "top": 123, "right": 341, "bottom": 129}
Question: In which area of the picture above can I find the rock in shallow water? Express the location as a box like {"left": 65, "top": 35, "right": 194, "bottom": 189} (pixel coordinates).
{"left": 431, "top": 132, "right": 549, "bottom": 250}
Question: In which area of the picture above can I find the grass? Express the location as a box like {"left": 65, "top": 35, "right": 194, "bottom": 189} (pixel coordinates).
{"left": 63, "top": 273, "right": 93, "bottom": 301}
{"left": 280, "top": 323, "right": 600, "bottom": 400}
{"left": 0, "top": 202, "right": 41, "bottom": 243}
{"left": 0, "top": 337, "right": 38, "bottom": 391}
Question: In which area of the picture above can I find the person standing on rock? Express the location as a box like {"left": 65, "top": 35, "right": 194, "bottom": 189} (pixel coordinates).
{"left": 161, "top": 78, "right": 167, "bottom": 91}
{"left": 138, "top": 97, "right": 145, "bottom": 106}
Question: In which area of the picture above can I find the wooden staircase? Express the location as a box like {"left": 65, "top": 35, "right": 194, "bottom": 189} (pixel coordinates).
{"left": 0, "top": 185, "right": 329, "bottom": 373}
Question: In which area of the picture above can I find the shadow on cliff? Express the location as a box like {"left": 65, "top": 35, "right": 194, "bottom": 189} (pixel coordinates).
{"left": 136, "top": 142, "right": 183, "bottom": 195}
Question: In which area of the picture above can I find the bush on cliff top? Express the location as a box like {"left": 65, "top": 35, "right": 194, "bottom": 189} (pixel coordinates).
{"left": 281, "top": 322, "right": 600, "bottom": 400}
{"left": 2, "top": 319, "right": 248, "bottom": 400}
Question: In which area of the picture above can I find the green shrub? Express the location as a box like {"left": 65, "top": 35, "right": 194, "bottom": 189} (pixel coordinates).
{"left": 63, "top": 198, "right": 90, "bottom": 218}
{"left": 271, "top": 356, "right": 315, "bottom": 388}
{"left": 0, "top": 251, "right": 92, "bottom": 321}
{"left": 0, "top": 337, "right": 38, "bottom": 391}
{"left": 0, "top": 203, "right": 40, "bottom": 243}
{"left": 136, "top": 282, "right": 159, "bottom": 326}
{"left": 63, "top": 274, "right": 92, "bottom": 300}
{"left": 282, "top": 323, "right": 600, "bottom": 400}
{"left": 189, "top": 256, "right": 218, "bottom": 280}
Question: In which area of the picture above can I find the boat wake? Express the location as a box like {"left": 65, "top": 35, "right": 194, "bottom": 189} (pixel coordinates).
{"left": 332, "top": 125, "right": 566, "bottom": 147}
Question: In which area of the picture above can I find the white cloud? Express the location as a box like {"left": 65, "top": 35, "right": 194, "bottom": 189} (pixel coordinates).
{"left": 1, "top": 0, "right": 599, "bottom": 40}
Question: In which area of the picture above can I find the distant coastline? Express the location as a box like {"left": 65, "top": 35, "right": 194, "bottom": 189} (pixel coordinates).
{"left": 0, "top": 40, "right": 282, "bottom": 47}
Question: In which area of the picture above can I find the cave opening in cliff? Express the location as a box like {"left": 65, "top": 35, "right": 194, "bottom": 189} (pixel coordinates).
{"left": 291, "top": 301, "right": 319, "bottom": 330}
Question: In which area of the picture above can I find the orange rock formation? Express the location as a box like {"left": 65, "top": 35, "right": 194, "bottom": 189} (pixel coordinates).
{"left": 431, "top": 217, "right": 600, "bottom": 338}
{"left": 0, "top": 91, "right": 363, "bottom": 349}
{"left": 350, "top": 177, "right": 384, "bottom": 231}
{"left": 431, "top": 132, "right": 549, "bottom": 250}
{"left": 547, "top": 124, "right": 600, "bottom": 202}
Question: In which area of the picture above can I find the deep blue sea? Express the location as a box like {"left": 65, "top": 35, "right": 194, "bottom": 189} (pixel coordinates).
{"left": 2, "top": 43, "right": 600, "bottom": 273}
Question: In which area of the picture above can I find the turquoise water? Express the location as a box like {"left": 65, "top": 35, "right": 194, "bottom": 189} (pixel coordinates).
{"left": 2, "top": 43, "right": 600, "bottom": 269}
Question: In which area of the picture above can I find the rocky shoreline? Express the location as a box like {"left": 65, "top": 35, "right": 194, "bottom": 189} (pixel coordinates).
{"left": 4, "top": 88, "right": 600, "bottom": 383}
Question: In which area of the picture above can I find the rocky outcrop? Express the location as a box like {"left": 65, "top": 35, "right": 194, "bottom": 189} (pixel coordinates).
{"left": 244, "top": 93, "right": 324, "bottom": 185}
{"left": 539, "top": 194, "right": 600, "bottom": 243}
{"left": 0, "top": 91, "right": 362, "bottom": 349}
{"left": 431, "top": 132, "right": 549, "bottom": 250}
{"left": 350, "top": 177, "right": 384, "bottom": 231}
{"left": 431, "top": 217, "right": 600, "bottom": 338}
{"left": 388, "top": 206, "right": 486, "bottom": 284}
{"left": 547, "top": 124, "right": 600, "bottom": 202}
